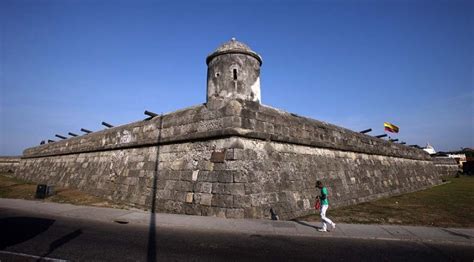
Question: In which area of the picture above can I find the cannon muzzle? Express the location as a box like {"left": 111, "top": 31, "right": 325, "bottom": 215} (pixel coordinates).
{"left": 81, "top": 128, "right": 93, "bottom": 134}
{"left": 102, "top": 122, "right": 114, "bottom": 128}
{"left": 144, "top": 110, "right": 159, "bottom": 117}
{"left": 55, "top": 134, "right": 67, "bottom": 140}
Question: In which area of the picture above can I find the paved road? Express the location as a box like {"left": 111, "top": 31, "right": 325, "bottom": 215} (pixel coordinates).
{"left": 1, "top": 207, "right": 473, "bottom": 261}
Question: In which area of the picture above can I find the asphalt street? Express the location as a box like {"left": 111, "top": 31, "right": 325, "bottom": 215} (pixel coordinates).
{"left": 1, "top": 207, "right": 473, "bottom": 262}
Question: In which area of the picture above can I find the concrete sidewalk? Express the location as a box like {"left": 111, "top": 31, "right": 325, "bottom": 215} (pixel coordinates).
{"left": 1, "top": 198, "right": 473, "bottom": 246}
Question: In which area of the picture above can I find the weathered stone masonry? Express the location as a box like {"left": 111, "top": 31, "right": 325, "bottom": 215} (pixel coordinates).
{"left": 0, "top": 156, "right": 20, "bottom": 173}
{"left": 17, "top": 39, "right": 448, "bottom": 219}
{"left": 432, "top": 157, "right": 459, "bottom": 177}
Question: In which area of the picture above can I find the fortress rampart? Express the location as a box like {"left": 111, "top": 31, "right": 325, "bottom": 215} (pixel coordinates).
{"left": 15, "top": 39, "right": 449, "bottom": 219}
{"left": 0, "top": 156, "right": 20, "bottom": 173}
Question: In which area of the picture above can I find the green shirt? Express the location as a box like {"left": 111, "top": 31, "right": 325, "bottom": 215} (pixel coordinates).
{"left": 320, "top": 187, "right": 329, "bottom": 205}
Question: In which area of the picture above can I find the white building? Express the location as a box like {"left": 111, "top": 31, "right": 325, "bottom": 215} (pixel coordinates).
{"left": 423, "top": 143, "right": 436, "bottom": 155}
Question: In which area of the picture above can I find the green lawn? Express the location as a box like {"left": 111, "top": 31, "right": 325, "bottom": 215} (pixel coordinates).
{"left": 0, "top": 173, "right": 37, "bottom": 199}
{"left": 300, "top": 176, "right": 474, "bottom": 228}
{"left": 0, "top": 173, "right": 122, "bottom": 208}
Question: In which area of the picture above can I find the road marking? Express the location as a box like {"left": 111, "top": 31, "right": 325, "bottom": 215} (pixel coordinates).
{"left": 0, "top": 250, "right": 69, "bottom": 261}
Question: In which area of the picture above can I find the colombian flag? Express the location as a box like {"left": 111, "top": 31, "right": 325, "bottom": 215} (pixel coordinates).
{"left": 384, "top": 122, "right": 399, "bottom": 133}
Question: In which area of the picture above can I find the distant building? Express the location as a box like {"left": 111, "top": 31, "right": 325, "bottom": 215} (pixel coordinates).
{"left": 451, "top": 148, "right": 473, "bottom": 173}
{"left": 432, "top": 147, "right": 473, "bottom": 172}
{"left": 423, "top": 143, "right": 436, "bottom": 155}
{"left": 447, "top": 153, "right": 467, "bottom": 168}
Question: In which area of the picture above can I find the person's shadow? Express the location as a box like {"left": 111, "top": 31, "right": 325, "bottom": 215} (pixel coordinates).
{"left": 291, "top": 219, "right": 322, "bottom": 231}
{"left": 40, "top": 229, "right": 83, "bottom": 259}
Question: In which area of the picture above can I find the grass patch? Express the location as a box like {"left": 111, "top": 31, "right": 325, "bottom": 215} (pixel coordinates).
{"left": 0, "top": 173, "right": 125, "bottom": 209}
{"left": 300, "top": 176, "right": 474, "bottom": 228}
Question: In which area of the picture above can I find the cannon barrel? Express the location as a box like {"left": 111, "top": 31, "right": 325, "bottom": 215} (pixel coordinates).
{"left": 359, "top": 128, "right": 372, "bottom": 134}
{"left": 400, "top": 142, "right": 406, "bottom": 145}
{"left": 81, "top": 128, "right": 93, "bottom": 134}
{"left": 68, "top": 132, "right": 78, "bottom": 137}
{"left": 40, "top": 140, "right": 45, "bottom": 145}
{"left": 102, "top": 122, "right": 114, "bottom": 128}
{"left": 375, "top": 134, "right": 387, "bottom": 138}
{"left": 55, "top": 134, "right": 67, "bottom": 140}
{"left": 389, "top": 138, "right": 399, "bottom": 142}
{"left": 47, "top": 139, "right": 55, "bottom": 143}
{"left": 144, "top": 110, "right": 158, "bottom": 117}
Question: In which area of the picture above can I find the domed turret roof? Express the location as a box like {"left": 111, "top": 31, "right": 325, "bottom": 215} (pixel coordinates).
{"left": 206, "top": 38, "right": 262, "bottom": 65}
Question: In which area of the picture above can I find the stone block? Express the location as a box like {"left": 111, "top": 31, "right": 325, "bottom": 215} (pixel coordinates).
{"left": 225, "top": 149, "right": 236, "bottom": 161}
{"left": 185, "top": 192, "right": 194, "bottom": 203}
{"left": 225, "top": 183, "right": 245, "bottom": 195}
{"left": 156, "top": 179, "right": 166, "bottom": 190}
{"left": 129, "top": 170, "right": 140, "bottom": 177}
{"left": 213, "top": 162, "right": 227, "bottom": 171}
{"left": 223, "top": 116, "right": 242, "bottom": 128}
{"left": 233, "top": 195, "right": 251, "bottom": 208}
{"left": 240, "top": 108, "right": 257, "bottom": 119}
{"left": 206, "top": 98, "right": 227, "bottom": 110}
{"left": 175, "top": 181, "right": 194, "bottom": 192}
{"left": 255, "top": 121, "right": 265, "bottom": 132}
{"left": 170, "top": 160, "right": 186, "bottom": 171}
{"left": 196, "top": 171, "right": 217, "bottom": 182}
{"left": 164, "top": 180, "right": 177, "bottom": 191}
{"left": 224, "top": 100, "right": 242, "bottom": 116}
{"left": 161, "top": 170, "right": 181, "bottom": 180}
{"left": 217, "top": 171, "right": 233, "bottom": 183}
{"left": 195, "top": 193, "right": 212, "bottom": 206}
{"left": 264, "top": 122, "right": 274, "bottom": 134}
{"left": 244, "top": 207, "right": 264, "bottom": 219}
{"left": 233, "top": 171, "right": 248, "bottom": 183}
{"left": 164, "top": 200, "right": 183, "bottom": 213}
{"left": 197, "top": 161, "right": 214, "bottom": 171}
{"left": 263, "top": 181, "right": 278, "bottom": 193}
{"left": 179, "top": 171, "right": 194, "bottom": 181}
{"left": 210, "top": 150, "right": 226, "bottom": 163}
{"left": 250, "top": 194, "right": 262, "bottom": 207}
{"left": 173, "top": 191, "right": 188, "bottom": 202}
{"left": 226, "top": 208, "right": 244, "bottom": 219}
{"left": 211, "top": 207, "right": 227, "bottom": 218}
{"left": 211, "top": 194, "right": 233, "bottom": 207}
{"left": 194, "top": 182, "right": 212, "bottom": 194}
{"left": 242, "top": 118, "right": 256, "bottom": 130}
{"left": 244, "top": 149, "right": 259, "bottom": 160}
{"left": 184, "top": 204, "right": 202, "bottom": 215}
{"left": 244, "top": 183, "right": 263, "bottom": 194}
{"left": 192, "top": 170, "right": 199, "bottom": 181}
{"left": 212, "top": 183, "right": 226, "bottom": 194}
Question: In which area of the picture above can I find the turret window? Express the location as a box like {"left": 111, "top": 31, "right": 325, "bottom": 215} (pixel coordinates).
{"left": 233, "top": 69, "right": 237, "bottom": 80}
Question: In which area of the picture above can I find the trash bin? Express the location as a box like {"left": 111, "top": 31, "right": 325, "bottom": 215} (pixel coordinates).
{"left": 35, "top": 184, "right": 54, "bottom": 199}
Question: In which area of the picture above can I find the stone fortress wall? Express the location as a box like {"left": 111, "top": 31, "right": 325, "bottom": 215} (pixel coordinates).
{"left": 15, "top": 39, "right": 453, "bottom": 219}
{"left": 432, "top": 157, "right": 460, "bottom": 177}
{"left": 0, "top": 156, "right": 21, "bottom": 173}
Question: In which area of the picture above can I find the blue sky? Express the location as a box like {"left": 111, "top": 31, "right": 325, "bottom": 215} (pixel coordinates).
{"left": 1, "top": 0, "right": 473, "bottom": 155}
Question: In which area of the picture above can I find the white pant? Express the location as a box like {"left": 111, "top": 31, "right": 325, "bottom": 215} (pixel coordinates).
{"left": 320, "top": 205, "right": 334, "bottom": 230}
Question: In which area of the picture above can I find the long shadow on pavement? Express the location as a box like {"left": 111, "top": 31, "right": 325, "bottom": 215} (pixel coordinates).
{"left": 40, "top": 229, "right": 82, "bottom": 260}
{"left": 0, "top": 217, "right": 55, "bottom": 249}
{"left": 291, "top": 219, "right": 322, "bottom": 231}
{"left": 147, "top": 114, "right": 163, "bottom": 262}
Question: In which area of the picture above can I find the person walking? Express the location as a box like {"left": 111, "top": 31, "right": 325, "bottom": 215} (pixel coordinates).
{"left": 316, "top": 180, "right": 336, "bottom": 232}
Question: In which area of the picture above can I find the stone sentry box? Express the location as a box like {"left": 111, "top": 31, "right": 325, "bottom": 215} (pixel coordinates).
{"left": 17, "top": 39, "right": 443, "bottom": 219}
